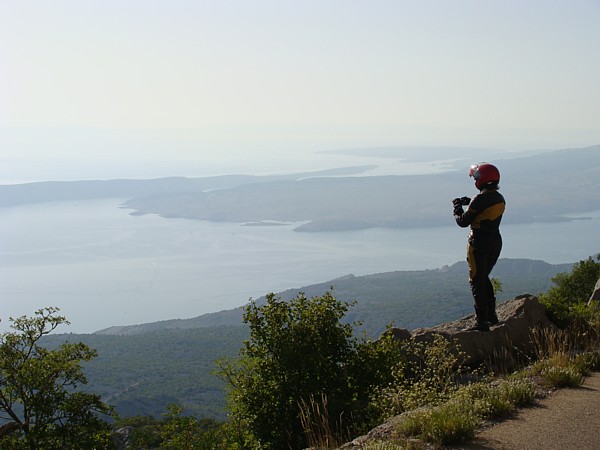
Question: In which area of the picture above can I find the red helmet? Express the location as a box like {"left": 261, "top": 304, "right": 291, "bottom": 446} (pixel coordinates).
{"left": 469, "top": 163, "right": 500, "bottom": 190}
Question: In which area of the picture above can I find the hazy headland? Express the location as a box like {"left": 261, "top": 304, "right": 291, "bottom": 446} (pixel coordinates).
{"left": 1, "top": 145, "right": 598, "bottom": 333}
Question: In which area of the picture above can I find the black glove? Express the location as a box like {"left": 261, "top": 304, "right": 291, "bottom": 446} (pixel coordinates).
{"left": 452, "top": 196, "right": 471, "bottom": 207}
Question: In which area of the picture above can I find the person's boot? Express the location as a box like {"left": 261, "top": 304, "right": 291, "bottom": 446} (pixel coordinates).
{"left": 465, "top": 304, "right": 490, "bottom": 332}
{"left": 465, "top": 321, "right": 490, "bottom": 332}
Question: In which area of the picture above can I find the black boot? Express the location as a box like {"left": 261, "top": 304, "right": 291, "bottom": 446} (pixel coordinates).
{"left": 466, "top": 304, "right": 491, "bottom": 332}
{"left": 466, "top": 321, "right": 490, "bottom": 332}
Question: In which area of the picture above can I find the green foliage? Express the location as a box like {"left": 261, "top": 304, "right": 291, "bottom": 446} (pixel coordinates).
{"left": 452, "top": 378, "right": 536, "bottom": 421}
{"left": 115, "top": 406, "right": 230, "bottom": 449}
{"left": 539, "top": 366, "right": 584, "bottom": 388}
{"left": 43, "top": 325, "right": 249, "bottom": 420}
{"left": 217, "top": 291, "right": 401, "bottom": 450}
{"left": 573, "top": 350, "right": 600, "bottom": 372}
{"left": 373, "top": 334, "right": 466, "bottom": 417}
{"left": 362, "top": 442, "right": 406, "bottom": 450}
{"left": 115, "top": 415, "right": 163, "bottom": 448}
{"left": 539, "top": 255, "right": 600, "bottom": 326}
{"left": 0, "top": 307, "right": 115, "bottom": 449}
{"left": 32, "top": 259, "right": 572, "bottom": 422}
{"left": 399, "top": 402, "right": 478, "bottom": 446}
{"left": 158, "top": 404, "right": 225, "bottom": 449}
{"left": 490, "top": 277, "right": 503, "bottom": 295}
{"left": 530, "top": 355, "right": 586, "bottom": 388}
{"left": 397, "top": 377, "right": 536, "bottom": 447}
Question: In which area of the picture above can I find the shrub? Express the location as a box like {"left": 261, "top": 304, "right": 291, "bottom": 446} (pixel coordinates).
{"left": 0, "top": 308, "right": 114, "bottom": 449}
{"left": 540, "top": 255, "right": 600, "bottom": 327}
{"left": 400, "top": 402, "right": 478, "bottom": 446}
{"left": 499, "top": 378, "right": 537, "bottom": 407}
{"left": 530, "top": 355, "right": 585, "bottom": 388}
{"left": 362, "top": 442, "right": 407, "bottom": 450}
{"left": 540, "top": 365, "right": 584, "bottom": 388}
{"left": 451, "top": 377, "right": 536, "bottom": 422}
{"left": 373, "top": 334, "right": 466, "bottom": 417}
{"left": 217, "top": 291, "right": 402, "bottom": 449}
{"left": 574, "top": 351, "right": 600, "bottom": 372}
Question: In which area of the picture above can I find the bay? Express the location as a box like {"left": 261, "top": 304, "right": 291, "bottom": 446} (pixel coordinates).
{"left": 0, "top": 200, "right": 598, "bottom": 333}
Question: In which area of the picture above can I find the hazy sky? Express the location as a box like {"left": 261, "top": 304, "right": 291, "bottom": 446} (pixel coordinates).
{"left": 1, "top": 0, "right": 599, "bottom": 182}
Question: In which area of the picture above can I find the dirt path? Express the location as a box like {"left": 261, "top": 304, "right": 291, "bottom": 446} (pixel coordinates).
{"left": 453, "top": 372, "right": 600, "bottom": 450}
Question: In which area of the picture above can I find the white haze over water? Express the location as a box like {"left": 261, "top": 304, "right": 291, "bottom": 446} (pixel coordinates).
{"left": 1, "top": 195, "right": 598, "bottom": 334}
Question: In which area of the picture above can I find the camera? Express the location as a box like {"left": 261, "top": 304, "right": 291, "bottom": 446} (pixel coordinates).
{"left": 452, "top": 196, "right": 471, "bottom": 206}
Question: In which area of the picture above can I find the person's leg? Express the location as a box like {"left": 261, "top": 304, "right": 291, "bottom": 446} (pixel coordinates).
{"left": 485, "top": 236, "right": 503, "bottom": 325}
{"left": 468, "top": 240, "right": 491, "bottom": 330}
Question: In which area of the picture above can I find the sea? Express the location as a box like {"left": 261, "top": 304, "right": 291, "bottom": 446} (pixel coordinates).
{"left": 0, "top": 152, "right": 598, "bottom": 333}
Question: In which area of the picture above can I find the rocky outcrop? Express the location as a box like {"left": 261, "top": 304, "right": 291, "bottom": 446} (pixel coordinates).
{"left": 390, "top": 294, "right": 556, "bottom": 370}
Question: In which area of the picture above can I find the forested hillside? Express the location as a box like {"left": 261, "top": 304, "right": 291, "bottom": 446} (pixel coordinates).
{"left": 97, "top": 258, "right": 573, "bottom": 337}
{"left": 42, "top": 325, "right": 248, "bottom": 420}
{"left": 44, "top": 258, "right": 572, "bottom": 420}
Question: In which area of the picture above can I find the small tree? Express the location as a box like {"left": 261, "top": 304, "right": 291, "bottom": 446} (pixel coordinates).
{"left": 0, "top": 307, "right": 115, "bottom": 449}
{"left": 217, "top": 291, "right": 401, "bottom": 449}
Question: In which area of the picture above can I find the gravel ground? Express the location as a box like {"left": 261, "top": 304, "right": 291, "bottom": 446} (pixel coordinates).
{"left": 452, "top": 372, "right": 600, "bottom": 450}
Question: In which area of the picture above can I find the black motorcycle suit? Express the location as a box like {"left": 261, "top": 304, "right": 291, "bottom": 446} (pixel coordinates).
{"left": 454, "top": 187, "right": 506, "bottom": 325}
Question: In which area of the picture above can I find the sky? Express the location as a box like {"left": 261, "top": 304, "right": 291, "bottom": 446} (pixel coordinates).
{"left": 1, "top": 0, "right": 600, "bottom": 183}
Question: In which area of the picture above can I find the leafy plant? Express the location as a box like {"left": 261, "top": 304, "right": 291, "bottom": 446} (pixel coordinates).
{"left": 217, "top": 291, "right": 401, "bottom": 449}
{"left": 452, "top": 378, "right": 536, "bottom": 421}
{"left": 539, "top": 255, "right": 600, "bottom": 327}
{"left": 491, "top": 277, "right": 503, "bottom": 295}
{"left": 529, "top": 355, "right": 586, "bottom": 389}
{"left": 399, "top": 402, "right": 478, "bottom": 446}
{"left": 0, "top": 307, "right": 115, "bottom": 449}
{"left": 373, "top": 334, "right": 466, "bottom": 417}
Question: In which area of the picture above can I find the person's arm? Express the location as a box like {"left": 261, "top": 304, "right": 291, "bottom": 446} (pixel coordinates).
{"left": 454, "top": 196, "right": 477, "bottom": 228}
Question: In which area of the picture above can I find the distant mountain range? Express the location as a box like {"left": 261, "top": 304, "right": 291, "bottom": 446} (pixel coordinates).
{"left": 3, "top": 145, "right": 598, "bottom": 232}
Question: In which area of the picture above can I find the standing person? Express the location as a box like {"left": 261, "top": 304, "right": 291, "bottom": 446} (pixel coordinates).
{"left": 453, "top": 163, "right": 505, "bottom": 332}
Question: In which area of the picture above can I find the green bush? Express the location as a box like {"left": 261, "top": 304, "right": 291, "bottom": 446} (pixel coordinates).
{"left": 530, "top": 355, "right": 586, "bottom": 388}
{"left": 452, "top": 378, "right": 536, "bottom": 421}
{"left": 0, "top": 308, "right": 115, "bottom": 449}
{"left": 217, "top": 291, "right": 402, "bottom": 449}
{"left": 373, "top": 334, "right": 465, "bottom": 417}
{"left": 540, "top": 365, "right": 585, "bottom": 388}
{"left": 400, "top": 402, "right": 478, "bottom": 446}
{"left": 574, "top": 351, "right": 600, "bottom": 372}
{"left": 540, "top": 255, "right": 600, "bottom": 327}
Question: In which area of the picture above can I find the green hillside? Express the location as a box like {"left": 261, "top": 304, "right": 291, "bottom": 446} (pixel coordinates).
{"left": 43, "top": 258, "right": 572, "bottom": 420}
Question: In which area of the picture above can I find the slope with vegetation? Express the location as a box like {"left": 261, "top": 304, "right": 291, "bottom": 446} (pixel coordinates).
{"left": 111, "top": 254, "right": 600, "bottom": 449}
{"left": 2, "top": 255, "right": 598, "bottom": 448}
{"left": 54, "top": 258, "right": 569, "bottom": 422}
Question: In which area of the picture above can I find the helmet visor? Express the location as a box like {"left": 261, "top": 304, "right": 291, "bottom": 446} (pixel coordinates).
{"left": 469, "top": 164, "right": 480, "bottom": 180}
